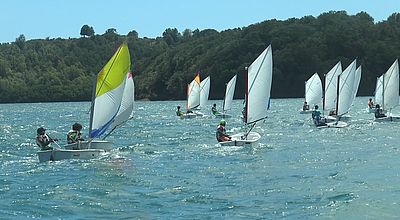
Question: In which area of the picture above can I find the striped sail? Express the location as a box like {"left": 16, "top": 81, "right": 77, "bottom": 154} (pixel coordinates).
{"left": 187, "top": 74, "right": 201, "bottom": 110}
{"left": 245, "top": 45, "right": 273, "bottom": 124}
{"left": 89, "top": 43, "right": 131, "bottom": 138}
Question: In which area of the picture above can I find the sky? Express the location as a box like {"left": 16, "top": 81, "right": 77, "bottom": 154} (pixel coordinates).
{"left": 1, "top": 0, "right": 399, "bottom": 43}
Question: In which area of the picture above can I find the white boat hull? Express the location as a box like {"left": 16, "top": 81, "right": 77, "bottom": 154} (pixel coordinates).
{"left": 300, "top": 109, "right": 313, "bottom": 114}
{"left": 219, "top": 132, "right": 261, "bottom": 146}
{"left": 37, "top": 149, "right": 105, "bottom": 163}
{"left": 214, "top": 113, "right": 232, "bottom": 118}
{"left": 374, "top": 115, "right": 400, "bottom": 122}
{"left": 180, "top": 113, "right": 197, "bottom": 119}
{"left": 317, "top": 121, "right": 348, "bottom": 129}
{"left": 63, "top": 140, "right": 113, "bottom": 151}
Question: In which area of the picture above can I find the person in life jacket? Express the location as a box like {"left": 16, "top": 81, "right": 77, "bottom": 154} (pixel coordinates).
{"left": 311, "top": 105, "right": 326, "bottom": 126}
{"left": 374, "top": 104, "right": 386, "bottom": 118}
{"left": 211, "top": 103, "right": 220, "bottom": 115}
{"left": 36, "top": 127, "right": 57, "bottom": 150}
{"left": 216, "top": 119, "right": 231, "bottom": 142}
{"left": 368, "top": 98, "right": 375, "bottom": 109}
{"left": 176, "top": 106, "right": 183, "bottom": 116}
{"left": 67, "top": 123, "right": 84, "bottom": 144}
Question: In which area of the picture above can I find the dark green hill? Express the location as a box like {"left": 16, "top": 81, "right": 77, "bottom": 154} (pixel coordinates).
{"left": 0, "top": 11, "right": 399, "bottom": 103}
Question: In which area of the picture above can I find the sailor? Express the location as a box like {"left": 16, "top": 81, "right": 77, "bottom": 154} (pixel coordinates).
{"left": 311, "top": 105, "right": 326, "bottom": 126}
{"left": 176, "top": 106, "right": 183, "bottom": 116}
{"left": 374, "top": 104, "right": 386, "bottom": 118}
{"left": 67, "top": 123, "right": 84, "bottom": 144}
{"left": 216, "top": 119, "right": 231, "bottom": 142}
{"left": 211, "top": 103, "right": 220, "bottom": 115}
{"left": 368, "top": 98, "right": 375, "bottom": 109}
{"left": 36, "top": 127, "right": 57, "bottom": 150}
{"left": 302, "top": 101, "right": 310, "bottom": 111}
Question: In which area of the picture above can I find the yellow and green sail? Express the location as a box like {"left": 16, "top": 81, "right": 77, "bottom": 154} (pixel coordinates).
{"left": 89, "top": 43, "right": 131, "bottom": 138}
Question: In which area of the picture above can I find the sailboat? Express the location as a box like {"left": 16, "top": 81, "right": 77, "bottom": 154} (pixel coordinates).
{"left": 180, "top": 73, "right": 201, "bottom": 119}
{"left": 194, "top": 76, "right": 210, "bottom": 117}
{"left": 300, "top": 73, "right": 322, "bottom": 114}
{"left": 37, "top": 43, "right": 133, "bottom": 162}
{"left": 374, "top": 59, "right": 400, "bottom": 122}
{"left": 318, "top": 60, "right": 357, "bottom": 128}
{"left": 322, "top": 61, "right": 342, "bottom": 123}
{"left": 214, "top": 75, "right": 237, "bottom": 118}
{"left": 219, "top": 45, "right": 273, "bottom": 146}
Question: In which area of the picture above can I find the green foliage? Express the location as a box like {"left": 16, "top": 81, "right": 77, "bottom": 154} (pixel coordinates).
{"left": 0, "top": 11, "right": 399, "bottom": 103}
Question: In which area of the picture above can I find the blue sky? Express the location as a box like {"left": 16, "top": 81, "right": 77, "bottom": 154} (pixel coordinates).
{"left": 1, "top": 0, "right": 399, "bottom": 43}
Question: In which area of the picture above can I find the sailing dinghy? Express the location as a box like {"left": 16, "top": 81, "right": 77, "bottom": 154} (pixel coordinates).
{"left": 194, "top": 76, "right": 210, "bottom": 117}
{"left": 220, "top": 45, "right": 273, "bottom": 146}
{"left": 374, "top": 59, "right": 400, "bottom": 122}
{"left": 37, "top": 43, "right": 133, "bottom": 162}
{"left": 214, "top": 75, "right": 237, "bottom": 118}
{"left": 181, "top": 74, "right": 201, "bottom": 119}
{"left": 300, "top": 73, "right": 322, "bottom": 114}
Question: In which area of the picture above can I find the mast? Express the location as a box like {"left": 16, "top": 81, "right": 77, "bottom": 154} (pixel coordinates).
{"left": 244, "top": 66, "right": 249, "bottom": 126}
{"left": 335, "top": 74, "right": 340, "bottom": 117}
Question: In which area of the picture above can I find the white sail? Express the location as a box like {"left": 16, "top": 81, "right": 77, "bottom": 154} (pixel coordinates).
{"left": 246, "top": 45, "right": 273, "bottom": 124}
{"left": 199, "top": 76, "right": 210, "bottom": 109}
{"left": 324, "top": 62, "right": 342, "bottom": 111}
{"left": 223, "top": 75, "right": 237, "bottom": 112}
{"left": 337, "top": 59, "right": 356, "bottom": 116}
{"left": 187, "top": 74, "right": 201, "bottom": 110}
{"left": 351, "top": 66, "right": 362, "bottom": 105}
{"left": 305, "top": 73, "right": 322, "bottom": 107}
{"left": 374, "top": 75, "right": 383, "bottom": 106}
{"left": 382, "top": 59, "right": 399, "bottom": 111}
{"left": 109, "top": 71, "right": 134, "bottom": 131}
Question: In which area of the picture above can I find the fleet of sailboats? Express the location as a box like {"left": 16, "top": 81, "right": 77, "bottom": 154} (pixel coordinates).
{"left": 34, "top": 41, "right": 400, "bottom": 162}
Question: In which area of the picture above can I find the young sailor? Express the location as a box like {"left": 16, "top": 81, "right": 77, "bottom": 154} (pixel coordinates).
{"left": 176, "top": 106, "right": 183, "bottom": 116}
{"left": 67, "top": 123, "right": 84, "bottom": 144}
{"left": 216, "top": 119, "right": 231, "bottom": 142}
{"left": 211, "top": 103, "right": 220, "bottom": 115}
{"left": 311, "top": 105, "right": 326, "bottom": 126}
{"left": 36, "top": 127, "right": 57, "bottom": 150}
{"left": 374, "top": 104, "right": 386, "bottom": 118}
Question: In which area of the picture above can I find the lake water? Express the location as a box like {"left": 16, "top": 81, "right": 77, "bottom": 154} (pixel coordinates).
{"left": 1, "top": 97, "right": 400, "bottom": 219}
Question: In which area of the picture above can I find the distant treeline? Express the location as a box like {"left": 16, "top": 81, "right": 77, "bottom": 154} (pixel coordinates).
{"left": 0, "top": 10, "right": 399, "bottom": 103}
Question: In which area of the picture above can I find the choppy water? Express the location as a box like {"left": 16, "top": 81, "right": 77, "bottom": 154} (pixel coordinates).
{"left": 1, "top": 97, "right": 400, "bottom": 219}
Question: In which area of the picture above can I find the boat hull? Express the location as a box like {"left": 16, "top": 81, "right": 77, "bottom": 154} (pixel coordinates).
{"left": 180, "top": 113, "right": 197, "bottom": 119}
{"left": 299, "top": 109, "right": 313, "bottom": 114}
{"left": 374, "top": 115, "right": 400, "bottom": 122}
{"left": 219, "top": 132, "right": 261, "bottom": 146}
{"left": 214, "top": 113, "right": 232, "bottom": 118}
{"left": 37, "top": 149, "right": 105, "bottom": 163}
{"left": 63, "top": 140, "right": 113, "bottom": 151}
{"left": 317, "top": 121, "right": 348, "bottom": 129}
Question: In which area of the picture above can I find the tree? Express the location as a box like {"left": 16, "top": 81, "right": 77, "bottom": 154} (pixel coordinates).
{"left": 15, "top": 34, "right": 26, "bottom": 49}
{"left": 128, "top": 30, "right": 139, "bottom": 39}
{"left": 80, "top": 25, "right": 95, "bottom": 37}
{"left": 162, "top": 28, "right": 180, "bottom": 45}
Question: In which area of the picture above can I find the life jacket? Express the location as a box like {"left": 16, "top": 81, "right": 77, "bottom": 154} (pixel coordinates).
{"left": 67, "top": 130, "right": 80, "bottom": 144}
{"left": 216, "top": 125, "right": 226, "bottom": 142}
{"left": 36, "top": 134, "right": 51, "bottom": 149}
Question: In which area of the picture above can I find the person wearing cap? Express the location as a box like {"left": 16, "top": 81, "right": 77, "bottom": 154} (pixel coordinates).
{"left": 35, "top": 127, "right": 57, "bottom": 150}
{"left": 311, "top": 105, "right": 326, "bottom": 126}
{"left": 67, "top": 123, "right": 84, "bottom": 144}
{"left": 216, "top": 119, "right": 231, "bottom": 142}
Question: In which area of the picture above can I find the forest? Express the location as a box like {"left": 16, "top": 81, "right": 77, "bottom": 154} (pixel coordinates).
{"left": 0, "top": 11, "right": 399, "bottom": 103}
